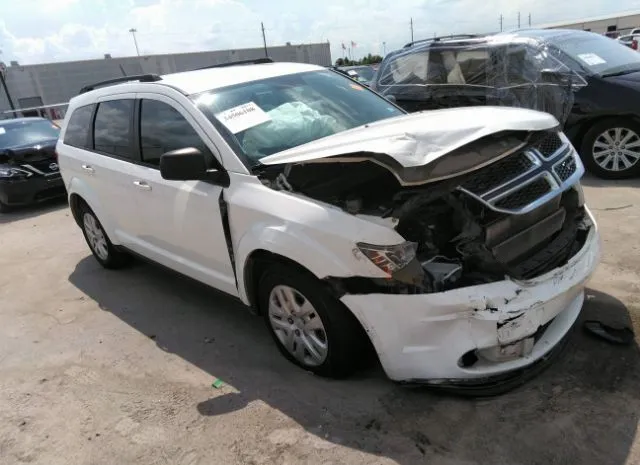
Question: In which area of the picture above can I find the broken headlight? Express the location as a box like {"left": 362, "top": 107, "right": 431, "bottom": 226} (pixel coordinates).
{"left": 357, "top": 241, "right": 417, "bottom": 275}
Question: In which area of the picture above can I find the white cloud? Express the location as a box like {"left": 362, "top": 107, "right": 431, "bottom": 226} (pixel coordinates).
{"left": 2, "top": 0, "right": 640, "bottom": 65}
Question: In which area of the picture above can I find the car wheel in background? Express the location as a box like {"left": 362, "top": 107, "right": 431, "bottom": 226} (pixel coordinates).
{"left": 581, "top": 118, "right": 640, "bottom": 179}
{"left": 258, "top": 262, "right": 367, "bottom": 378}
{"left": 79, "top": 203, "right": 131, "bottom": 269}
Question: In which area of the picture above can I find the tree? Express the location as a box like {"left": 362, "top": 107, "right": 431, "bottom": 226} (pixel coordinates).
{"left": 335, "top": 58, "right": 344, "bottom": 66}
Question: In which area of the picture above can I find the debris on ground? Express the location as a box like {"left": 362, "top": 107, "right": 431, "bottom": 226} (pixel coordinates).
{"left": 583, "top": 320, "right": 634, "bottom": 345}
{"left": 212, "top": 378, "right": 224, "bottom": 389}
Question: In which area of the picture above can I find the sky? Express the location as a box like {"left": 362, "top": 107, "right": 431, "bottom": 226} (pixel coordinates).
{"left": 2, "top": 0, "right": 640, "bottom": 65}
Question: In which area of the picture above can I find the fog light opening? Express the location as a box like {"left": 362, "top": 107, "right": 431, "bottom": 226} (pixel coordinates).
{"left": 458, "top": 350, "right": 479, "bottom": 368}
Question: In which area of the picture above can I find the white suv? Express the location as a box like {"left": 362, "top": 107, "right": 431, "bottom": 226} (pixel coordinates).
{"left": 57, "top": 59, "right": 600, "bottom": 389}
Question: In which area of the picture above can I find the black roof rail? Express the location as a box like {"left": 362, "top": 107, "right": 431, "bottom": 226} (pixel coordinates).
{"left": 79, "top": 74, "right": 162, "bottom": 94}
{"left": 403, "top": 34, "right": 483, "bottom": 48}
{"left": 195, "top": 57, "right": 274, "bottom": 70}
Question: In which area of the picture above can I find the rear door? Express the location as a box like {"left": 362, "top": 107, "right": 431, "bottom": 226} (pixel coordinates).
{"left": 130, "top": 93, "right": 237, "bottom": 296}
{"left": 88, "top": 96, "right": 144, "bottom": 247}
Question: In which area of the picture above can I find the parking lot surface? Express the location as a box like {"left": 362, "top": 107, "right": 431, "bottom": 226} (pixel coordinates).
{"left": 1, "top": 176, "right": 639, "bottom": 465}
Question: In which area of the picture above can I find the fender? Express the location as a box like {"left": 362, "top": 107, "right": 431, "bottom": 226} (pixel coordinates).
{"left": 67, "top": 175, "right": 119, "bottom": 244}
{"left": 234, "top": 222, "right": 383, "bottom": 305}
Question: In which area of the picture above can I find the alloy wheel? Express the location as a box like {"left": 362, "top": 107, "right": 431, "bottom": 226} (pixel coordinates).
{"left": 267, "top": 285, "right": 328, "bottom": 367}
{"left": 83, "top": 212, "right": 109, "bottom": 261}
{"left": 592, "top": 127, "right": 640, "bottom": 172}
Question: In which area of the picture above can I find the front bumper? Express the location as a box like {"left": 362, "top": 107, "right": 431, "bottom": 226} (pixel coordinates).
{"left": 342, "top": 209, "right": 601, "bottom": 383}
{"left": 0, "top": 174, "right": 66, "bottom": 207}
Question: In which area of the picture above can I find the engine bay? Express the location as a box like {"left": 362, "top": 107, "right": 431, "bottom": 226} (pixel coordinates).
{"left": 258, "top": 146, "right": 590, "bottom": 295}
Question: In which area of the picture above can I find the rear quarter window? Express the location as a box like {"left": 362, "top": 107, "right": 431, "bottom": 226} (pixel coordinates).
{"left": 63, "top": 104, "right": 95, "bottom": 148}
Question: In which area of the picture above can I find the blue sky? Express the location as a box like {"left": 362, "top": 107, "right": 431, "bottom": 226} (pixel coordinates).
{"left": 2, "top": 0, "right": 640, "bottom": 65}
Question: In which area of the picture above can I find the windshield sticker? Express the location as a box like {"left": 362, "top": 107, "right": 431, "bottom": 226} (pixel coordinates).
{"left": 0, "top": 127, "right": 5, "bottom": 135}
{"left": 349, "top": 83, "right": 365, "bottom": 90}
{"left": 577, "top": 53, "right": 606, "bottom": 66}
{"left": 215, "top": 102, "right": 271, "bottom": 134}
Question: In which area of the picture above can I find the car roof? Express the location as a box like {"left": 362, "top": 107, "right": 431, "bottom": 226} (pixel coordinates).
{"left": 70, "top": 62, "right": 324, "bottom": 106}
{"left": 0, "top": 117, "right": 48, "bottom": 126}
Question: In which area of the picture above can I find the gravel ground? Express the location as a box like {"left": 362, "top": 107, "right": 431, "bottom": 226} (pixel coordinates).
{"left": 1, "top": 176, "right": 639, "bottom": 465}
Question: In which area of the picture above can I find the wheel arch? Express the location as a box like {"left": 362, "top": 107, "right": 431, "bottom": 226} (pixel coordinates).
{"left": 569, "top": 113, "right": 640, "bottom": 147}
{"left": 66, "top": 177, "right": 118, "bottom": 243}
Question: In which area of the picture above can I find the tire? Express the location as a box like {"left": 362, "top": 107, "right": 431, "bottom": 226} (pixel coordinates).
{"left": 78, "top": 202, "right": 131, "bottom": 269}
{"left": 580, "top": 118, "right": 640, "bottom": 179}
{"left": 258, "top": 262, "right": 366, "bottom": 378}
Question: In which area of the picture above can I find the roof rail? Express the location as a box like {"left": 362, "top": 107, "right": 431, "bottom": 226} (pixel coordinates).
{"left": 79, "top": 74, "right": 162, "bottom": 94}
{"left": 403, "top": 34, "right": 482, "bottom": 48}
{"left": 195, "top": 57, "right": 274, "bottom": 70}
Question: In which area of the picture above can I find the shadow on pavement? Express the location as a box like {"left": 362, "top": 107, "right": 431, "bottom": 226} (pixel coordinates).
{"left": 69, "top": 257, "right": 640, "bottom": 465}
{"left": 0, "top": 197, "right": 67, "bottom": 224}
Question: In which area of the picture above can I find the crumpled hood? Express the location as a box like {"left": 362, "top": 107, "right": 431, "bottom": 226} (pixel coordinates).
{"left": 260, "top": 106, "right": 558, "bottom": 169}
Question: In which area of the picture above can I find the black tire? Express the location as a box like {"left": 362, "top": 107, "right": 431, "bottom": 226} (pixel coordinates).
{"left": 580, "top": 117, "right": 640, "bottom": 179}
{"left": 78, "top": 202, "right": 131, "bottom": 269}
{"left": 258, "top": 262, "right": 367, "bottom": 378}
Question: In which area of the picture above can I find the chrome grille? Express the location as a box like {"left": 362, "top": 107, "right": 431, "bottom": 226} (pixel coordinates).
{"left": 458, "top": 131, "right": 584, "bottom": 215}
{"left": 494, "top": 177, "right": 553, "bottom": 210}
{"left": 461, "top": 153, "right": 534, "bottom": 195}
{"left": 534, "top": 132, "right": 564, "bottom": 158}
{"left": 553, "top": 156, "right": 577, "bottom": 182}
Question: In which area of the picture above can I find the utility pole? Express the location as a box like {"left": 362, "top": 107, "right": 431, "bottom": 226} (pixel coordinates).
{"left": 528, "top": 13, "right": 532, "bottom": 27}
{"left": 499, "top": 14, "right": 503, "bottom": 32}
{"left": 382, "top": 41, "right": 386, "bottom": 55}
{"left": 0, "top": 65, "right": 16, "bottom": 116}
{"left": 517, "top": 12, "right": 521, "bottom": 29}
{"left": 410, "top": 17, "right": 414, "bottom": 43}
{"left": 129, "top": 28, "right": 140, "bottom": 56}
{"left": 261, "top": 22, "right": 268, "bottom": 57}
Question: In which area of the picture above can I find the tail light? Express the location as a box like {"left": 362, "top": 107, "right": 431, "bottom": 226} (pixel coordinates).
{"left": 632, "top": 40, "right": 638, "bottom": 50}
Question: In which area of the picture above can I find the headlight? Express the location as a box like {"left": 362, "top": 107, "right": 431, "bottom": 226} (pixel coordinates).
{"left": 0, "top": 167, "right": 33, "bottom": 179}
{"left": 357, "top": 241, "right": 417, "bottom": 275}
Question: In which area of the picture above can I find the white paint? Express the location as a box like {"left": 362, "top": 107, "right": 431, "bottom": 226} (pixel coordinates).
{"left": 577, "top": 53, "right": 607, "bottom": 66}
{"left": 342, "top": 220, "right": 600, "bottom": 382}
{"left": 215, "top": 102, "right": 271, "bottom": 134}
{"left": 260, "top": 106, "right": 559, "bottom": 181}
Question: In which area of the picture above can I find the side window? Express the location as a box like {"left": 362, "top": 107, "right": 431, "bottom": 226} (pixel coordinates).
{"left": 139, "top": 99, "right": 211, "bottom": 167}
{"left": 63, "top": 104, "right": 94, "bottom": 148}
{"left": 93, "top": 99, "right": 134, "bottom": 159}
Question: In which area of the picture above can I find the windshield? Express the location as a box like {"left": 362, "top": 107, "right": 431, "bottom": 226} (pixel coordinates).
{"left": 193, "top": 70, "right": 403, "bottom": 165}
{"left": 0, "top": 120, "right": 60, "bottom": 149}
{"left": 552, "top": 33, "right": 640, "bottom": 75}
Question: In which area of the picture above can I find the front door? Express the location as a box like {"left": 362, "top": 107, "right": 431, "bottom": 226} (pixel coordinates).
{"left": 131, "top": 94, "right": 237, "bottom": 297}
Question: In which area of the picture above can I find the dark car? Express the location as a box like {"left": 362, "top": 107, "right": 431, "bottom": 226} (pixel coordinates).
{"left": 372, "top": 30, "right": 640, "bottom": 179}
{"left": 0, "top": 117, "right": 65, "bottom": 212}
{"left": 339, "top": 65, "right": 376, "bottom": 86}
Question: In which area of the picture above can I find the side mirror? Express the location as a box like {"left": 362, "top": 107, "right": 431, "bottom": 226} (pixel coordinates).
{"left": 160, "top": 147, "right": 208, "bottom": 181}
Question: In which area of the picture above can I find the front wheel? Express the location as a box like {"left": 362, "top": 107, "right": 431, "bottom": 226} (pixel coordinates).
{"left": 79, "top": 203, "right": 131, "bottom": 269}
{"left": 258, "top": 263, "right": 367, "bottom": 378}
{"left": 581, "top": 118, "right": 640, "bottom": 179}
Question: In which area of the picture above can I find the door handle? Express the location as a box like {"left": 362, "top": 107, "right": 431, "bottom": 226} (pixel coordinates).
{"left": 133, "top": 180, "right": 152, "bottom": 191}
{"left": 81, "top": 164, "right": 95, "bottom": 174}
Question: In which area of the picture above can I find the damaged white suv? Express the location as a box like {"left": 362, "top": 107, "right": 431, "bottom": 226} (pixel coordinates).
{"left": 57, "top": 60, "right": 600, "bottom": 389}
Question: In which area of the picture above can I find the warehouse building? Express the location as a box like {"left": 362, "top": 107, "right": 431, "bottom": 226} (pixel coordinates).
{"left": 540, "top": 10, "right": 640, "bottom": 36}
{"left": 0, "top": 42, "right": 331, "bottom": 120}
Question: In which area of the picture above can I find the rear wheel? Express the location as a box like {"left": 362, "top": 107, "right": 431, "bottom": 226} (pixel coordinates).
{"left": 79, "top": 203, "right": 131, "bottom": 269}
{"left": 258, "top": 262, "right": 366, "bottom": 378}
{"left": 581, "top": 118, "right": 640, "bottom": 179}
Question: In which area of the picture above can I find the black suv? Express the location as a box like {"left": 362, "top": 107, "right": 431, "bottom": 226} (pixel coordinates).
{"left": 0, "top": 117, "right": 65, "bottom": 211}
{"left": 372, "top": 30, "right": 640, "bottom": 179}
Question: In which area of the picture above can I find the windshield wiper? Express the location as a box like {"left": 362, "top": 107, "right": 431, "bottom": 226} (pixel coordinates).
{"left": 601, "top": 68, "right": 640, "bottom": 78}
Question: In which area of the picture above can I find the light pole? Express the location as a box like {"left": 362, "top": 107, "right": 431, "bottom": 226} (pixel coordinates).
{"left": 383, "top": 41, "right": 386, "bottom": 55}
{"left": 129, "top": 28, "right": 140, "bottom": 56}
